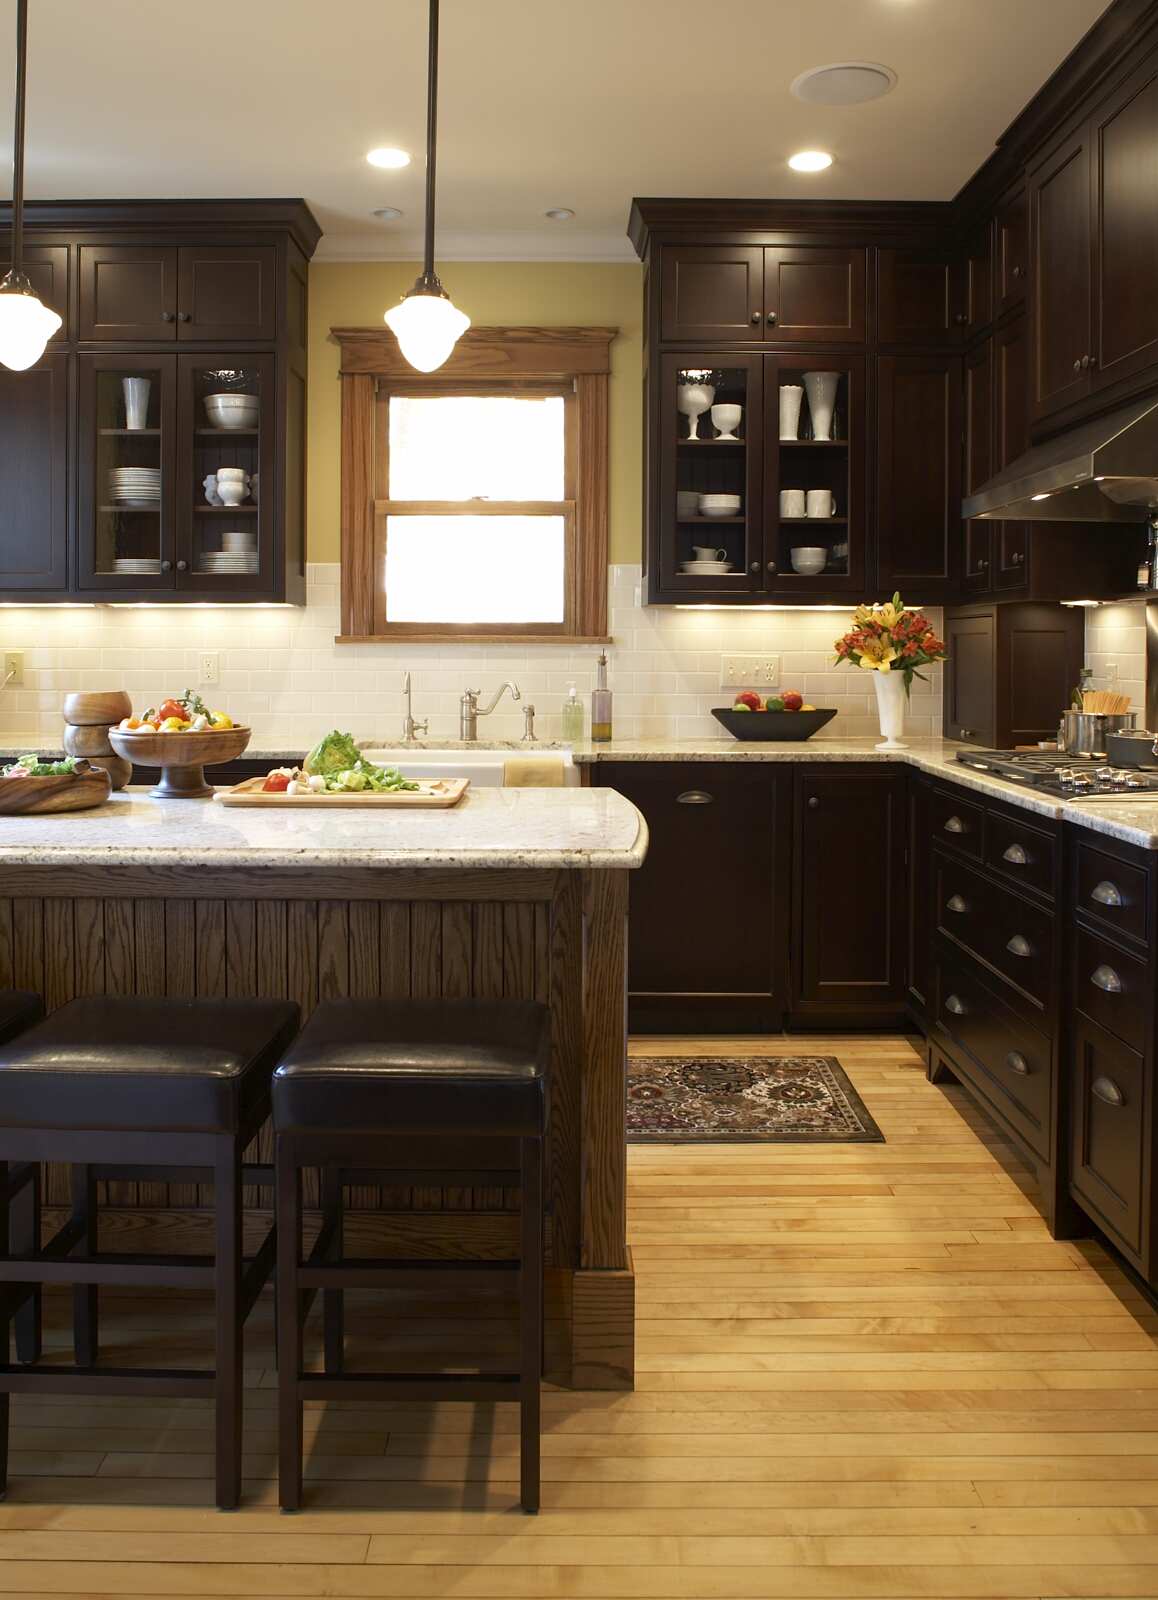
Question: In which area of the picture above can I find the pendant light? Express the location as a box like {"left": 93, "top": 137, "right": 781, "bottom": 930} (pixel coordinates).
{"left": 0, "top": 0, "right": 60, "bottom": 371}
{"left": 383, "top": 0, "right": 469, "bottom": 372}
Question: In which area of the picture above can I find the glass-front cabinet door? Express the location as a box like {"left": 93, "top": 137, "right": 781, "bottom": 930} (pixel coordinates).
{"left": 657, "top": 353, "right": 763, "bottom": 596}
{"left": 177, "top": 354, "right": 274, "bottom": 593}
{"left": 77, "top": 353, "right": 176, "bottom": 591}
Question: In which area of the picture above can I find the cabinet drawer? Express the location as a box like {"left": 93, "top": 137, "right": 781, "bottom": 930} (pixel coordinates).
{"left": 935, "top": 855, "right": 1054, "bottom": 1015}
{"left": 1075, "top": 928, "right": 1149, "bottom": 1054}
{"left": 1070, "top": 1012, "right": 1145, "bottom": 1257}
{"left": 1075, "top": 842, "right": 1149, "bottom": 947}
{"left": 985, "top": 812, "right": 1055, "bottom": 899}
{"left": 930, "top": 787, "right": 984, "bottom": 859}
{"left": 935, "top": 950, "right": 1052, "bottom": 1160}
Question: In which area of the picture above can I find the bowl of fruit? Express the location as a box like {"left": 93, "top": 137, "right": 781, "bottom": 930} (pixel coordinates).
{"left": 712, "top": 690, "right": 837, "bottom": 741}
{"left": 109, "top": 692, "right": 249, "bottom": 798}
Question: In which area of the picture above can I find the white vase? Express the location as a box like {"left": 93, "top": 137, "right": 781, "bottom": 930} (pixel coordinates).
{"left": 676, "top": 382, "right": 715, "bottom": 441}
{"left": 802, "top": 370, "right": 840, "bottom": 442}
{"left": 873, "top": 670, "right": 907, "bottom": 751}
{"left": 778, "top": 384, "right": 804, "bottom": 440}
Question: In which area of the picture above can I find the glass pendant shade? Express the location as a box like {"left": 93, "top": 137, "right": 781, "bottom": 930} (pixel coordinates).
{"left": 0, "top": 274, "right": 61, "bottom": 370}
{"left": 384, "top": 287, "right": 470, "bottom": 373}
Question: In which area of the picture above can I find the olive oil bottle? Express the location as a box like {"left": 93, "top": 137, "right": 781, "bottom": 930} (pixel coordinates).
{"left": 591, "top": 651, "right": 613, "bottom": 743}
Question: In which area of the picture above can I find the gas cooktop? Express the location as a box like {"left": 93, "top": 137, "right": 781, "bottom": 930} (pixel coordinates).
{"left": 954, "top": 748, "right": 1158, "bottom": 799}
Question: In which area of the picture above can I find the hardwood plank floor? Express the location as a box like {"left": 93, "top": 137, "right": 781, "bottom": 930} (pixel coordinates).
{"left": 7, "top": 1032, "right": 1158, "bottom": 1597}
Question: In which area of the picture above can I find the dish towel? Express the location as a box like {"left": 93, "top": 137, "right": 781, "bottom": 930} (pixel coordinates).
{"left": 502, "top": 755, "right": 567, "bottom": 787}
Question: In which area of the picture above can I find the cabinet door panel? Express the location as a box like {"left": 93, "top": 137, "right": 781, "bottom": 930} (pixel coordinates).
{"left": 944, "top": 610, "right": 995, "bottom": 745}
{"left": 1069, "top": 1012, "right": 1145, "bottom": 1256}
{"left": 1092, "top": 58, "right": 1158, "bottom": 390}
{"left": 996, "top": 184, "right": 1028, "bottom": 315}
{"left": 78, "top": 246, "right": 177, "bottom": 341}
{"left": 878, "top": 249, "right": 962, "bottom": 344}
{"left": 996, "top": 604, "right": 1083, "bottom": 746}
{"left": 1029, "top": 126, "right": 1092, "bottom": 422}
{"left": 876, "top": 354, "right": 961, "bottom": 597}
{"left": 659, "top": 247, "right": 763, "bottom": 341}
{"left": 0, "top": 352, "right": 68, "bottom": 591}
{"left": 963, "top": 341, "right": 993, "bottom": 593}
{"left": 795, "top": 768, "right": 907, "bottom": 1010}
{"left": 177, "top": 247, "right": 277, "bottom": 342}
{"left": 964, "top": 224, "right": 994, "bottom": 338}
{"left": 764, "top": 246, "right": 866, "bottom": 343}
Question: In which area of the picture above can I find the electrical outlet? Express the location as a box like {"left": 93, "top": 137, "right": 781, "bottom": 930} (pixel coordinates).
{"left": 2, "top": 651, "right": 23, "bottom": 688}
{"left": 199, "top": 652, "right": 220, "bottom": 687}
{"left": 1104, "top": 660, "right": 1120, "bottom": 685}
{"left": 720, "top": 654, "right": 780, "bottom": 689}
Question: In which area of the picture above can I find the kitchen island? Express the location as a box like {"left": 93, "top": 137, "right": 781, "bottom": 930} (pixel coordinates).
{"left": 0, "top": 785, "right": 648, "bottom": 1389}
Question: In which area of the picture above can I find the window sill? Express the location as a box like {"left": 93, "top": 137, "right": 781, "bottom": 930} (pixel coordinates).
{"left": 335, "top": 633, "right": 614, "bottom": 646}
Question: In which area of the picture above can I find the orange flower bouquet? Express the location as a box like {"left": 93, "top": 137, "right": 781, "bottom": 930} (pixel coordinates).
{"left": 833, "top": 593, "right": 947, "bottom": 751}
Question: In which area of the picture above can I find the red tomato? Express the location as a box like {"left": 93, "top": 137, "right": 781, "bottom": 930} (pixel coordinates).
{"left": 263, "top": 772, "right": 291, "bottom": 793}
{"left": 158, "top": 698, "right": 185, "bottom": 723}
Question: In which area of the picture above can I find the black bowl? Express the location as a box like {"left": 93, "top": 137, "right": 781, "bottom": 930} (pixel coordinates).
{"left": 711, "top": 707, "right": 838, "bottom": 741}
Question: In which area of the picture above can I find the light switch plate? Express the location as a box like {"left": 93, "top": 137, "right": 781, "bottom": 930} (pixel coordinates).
{"left": 721, "top": 654, "right": 780, "bottom": 689}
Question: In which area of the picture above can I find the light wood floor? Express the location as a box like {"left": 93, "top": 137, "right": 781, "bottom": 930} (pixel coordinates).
{"left": 8, "top": 1033, "right": 1158, "bottom": 1598}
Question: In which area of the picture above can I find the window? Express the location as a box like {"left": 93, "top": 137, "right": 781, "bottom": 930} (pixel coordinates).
{"left": 334, "top": 326, "right": 614, "bottom": 641}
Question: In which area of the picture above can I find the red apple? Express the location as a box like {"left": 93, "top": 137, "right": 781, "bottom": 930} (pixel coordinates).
{"left": 733, "top": 690, "right": 763, "bottom": 712}
{"left": 782, "top": 690, "right": 804, "bottom": 712}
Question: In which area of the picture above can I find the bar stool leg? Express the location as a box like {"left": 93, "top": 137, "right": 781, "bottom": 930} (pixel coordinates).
{"left": 12, "top": 1165, "right": 41, "bottom": 1365}
{"left": 276, "top": 1139, "right": 304, "bottom": 1512}
{"left": 322, "top": 1166, "right": 344, "bottom": 1374}
{"left": 519, "top": 1135, "right": 542, "bottom": 1514}
{"left": 214, "top": 1139, "right": 244, "bottom": 1511}
{"left": 70, "top": 1166, "right": 98, "bottom": 1368}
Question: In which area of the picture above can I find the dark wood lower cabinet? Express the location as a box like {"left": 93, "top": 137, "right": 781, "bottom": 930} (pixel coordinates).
{"left": 1069, "top": 1011, "right": 1147, "bottom": 1261}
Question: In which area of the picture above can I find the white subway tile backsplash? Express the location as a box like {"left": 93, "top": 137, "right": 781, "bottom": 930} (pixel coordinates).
{"left": 0, "top": 563, "right": 945, "bottom": 749}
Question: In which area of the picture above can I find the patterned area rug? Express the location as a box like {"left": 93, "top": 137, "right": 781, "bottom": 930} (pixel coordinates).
{"left": 627, "top": 1055, "right": 885, "bottom": 1143}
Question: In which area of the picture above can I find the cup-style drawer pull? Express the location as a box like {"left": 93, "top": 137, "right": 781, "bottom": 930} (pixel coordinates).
{"left": 945, "top": 894, "right": 969, "bottom": 914}
{"left": 1091, "top": 880, "right": 1124, "bottom": 907}
{"left": 1005, "top": 933, "right": 1033, "bottom": 958}
{"left": 1090, "top": 963, "right": 1123, "bottom": 993}
{"left": 676, "top": 790, "right": 713, "bottom": 805}
{"left": 1005, "top": 1051, "right": 1031, "bottom": 1076}
{"left": 945, "top": 994, "right": 967, "bottom": 1016}
{"left": 943, "top": 815, "right": 967, "bottom": 834}
{"left": 1091, "top": 1075, "right": 1125, "bottom": 1108}
{"left": 1002, "top": 843, "right": 1029, "bottom": 865}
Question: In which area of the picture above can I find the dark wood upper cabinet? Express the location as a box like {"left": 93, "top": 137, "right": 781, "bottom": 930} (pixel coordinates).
{"left": 963, "top": 341, "right": 993, "bottom": 593}
{"left": 659, "top": 246, "right": 763, "bottom": 341}
{"left": 176, "top": 247, "right": 277, "bottom": 342}
{"left": 78, "top": 246, "right": 177, "bottom": 342}
{"left": 0, "top": 353, "right": 68, "bottom": 591}
{"left": 1091, "top": 55, "right": 1158, "bottom": 392}
{"left": 995, "top": 183, "right": 1028, "bottom": 316}
{"left": 1028, "top": 123, "right": 1093, "bottom": 424}
{"left": 763, "top": 245, "right": 867, "bottom": 343}
{"left": 878, "top": 248, "right": 964, "bottom": 345}
{"left": 964, "top": 224, "right": 994, "bottom": 339}
{"left": 794, "top": 767, "right": 907, "bottom": 1016}
{"left": 945, "top": 602, "right": 1083, "bottom": 747}
{"left": 876, "top": 352, "right": 961, "bottom": 600}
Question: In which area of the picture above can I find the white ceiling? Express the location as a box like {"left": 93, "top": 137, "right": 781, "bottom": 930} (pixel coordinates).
{"left": 1, "top": 0, "right": 1110, "bottom": 261}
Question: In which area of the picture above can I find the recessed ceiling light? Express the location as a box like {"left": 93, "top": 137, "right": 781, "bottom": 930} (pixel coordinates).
{"left": 791, "top": 62, "right": 897, "bottom": 105}
{"left": 366, "top": 147, "right": 411, "bottom": 170}
{"left": 788, "top": 150, "right": 833, "bottom": 173}
{"left": 545, "top": 207, "right": 575, "bottom": 222}
{"left": 373, "top": 207, "right": 403, "bottom": 221}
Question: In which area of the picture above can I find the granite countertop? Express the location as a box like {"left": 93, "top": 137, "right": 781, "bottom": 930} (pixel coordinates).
{"left": 0, "top": 786, "right": 648, "bottom": 871}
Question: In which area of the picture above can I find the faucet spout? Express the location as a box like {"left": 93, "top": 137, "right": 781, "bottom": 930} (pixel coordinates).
{"left": 460, "top": 681, "right": 522, "bottom": 740}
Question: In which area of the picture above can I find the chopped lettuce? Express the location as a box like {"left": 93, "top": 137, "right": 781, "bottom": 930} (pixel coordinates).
{"left": 303, "top": 730, "right": 362, "bottom": 778}
{"left": 3, "top": 754, "right": 78, "bottom": 777}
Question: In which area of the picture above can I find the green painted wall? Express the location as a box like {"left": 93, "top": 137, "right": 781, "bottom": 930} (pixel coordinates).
{"left": 307, "top": 261, "right": 644, "bottom": 564}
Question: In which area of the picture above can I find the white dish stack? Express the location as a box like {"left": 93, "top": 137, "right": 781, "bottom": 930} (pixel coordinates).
{"left": 203, "top": 527, "right": 258, "bottom": 576}
{"left": 112, "top": 557, "right": 162, "bottom": 576}
{"left": 108, "top": 466, "right": 161, "bottom": 506}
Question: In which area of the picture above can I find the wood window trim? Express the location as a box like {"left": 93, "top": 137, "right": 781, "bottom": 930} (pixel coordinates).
{"left": 334, "top": 325, "right": 615, "bottom": 642}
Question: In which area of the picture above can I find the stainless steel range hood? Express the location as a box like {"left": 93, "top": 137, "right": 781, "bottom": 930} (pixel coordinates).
{"left": 962, "top": 395, "right": 1158, "bottom": 522}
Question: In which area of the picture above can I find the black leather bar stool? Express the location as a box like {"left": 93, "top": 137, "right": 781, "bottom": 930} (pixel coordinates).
{"left": 0, "top": 995, "right": 299, "bottom": 1508}
{"left": 0, "top": 993, "right": 45, "bottom": 1365}
{"left": 272, "top": 998, "right": 549, "bottom": 1513}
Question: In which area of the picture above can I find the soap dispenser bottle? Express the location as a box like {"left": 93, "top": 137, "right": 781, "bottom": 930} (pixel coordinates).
{"left": 591, "top": 651, "right": 613, "bottom": 743}
{"left": 561, "top": 682, "right": 584, "bottom": 742}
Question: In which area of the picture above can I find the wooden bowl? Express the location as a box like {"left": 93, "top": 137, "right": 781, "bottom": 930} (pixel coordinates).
{"left": 62, "top": 690, "right": 132, "bottom": 727}
{"left": 0, "top": 760, "right": 112, "bottom": 815}
{"left": 108, "top": 725, "right": 251, "bottom": 799}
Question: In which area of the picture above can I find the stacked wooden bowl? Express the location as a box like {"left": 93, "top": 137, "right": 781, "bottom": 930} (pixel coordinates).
{"left": 62, "top": 691, "right": 133, "bottom": 791}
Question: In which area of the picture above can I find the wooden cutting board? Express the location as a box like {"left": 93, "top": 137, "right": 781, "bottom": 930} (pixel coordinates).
{"left": 215, "top": 776, "right": 470, "bottom": 808}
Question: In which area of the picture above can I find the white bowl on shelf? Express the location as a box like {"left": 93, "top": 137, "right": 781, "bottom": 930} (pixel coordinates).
{"left": 790, "top": 546, "right": 828, "bottom": 575}
{"left": 698, "top": 493, "right": 741, "bottom": 518}
{"left": 204, "top": 393, "right": 259, "bottom": 431}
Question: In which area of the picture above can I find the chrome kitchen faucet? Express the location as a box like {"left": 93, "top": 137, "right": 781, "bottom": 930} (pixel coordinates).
{"left": 460, "top": 682, "right": 521, "bottom": 740}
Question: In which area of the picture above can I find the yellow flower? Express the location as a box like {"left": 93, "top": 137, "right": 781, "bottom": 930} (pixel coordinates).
{"left": 876, "top": 601, "right": 901, "bottom": 631}
{"left": 858, "top": 637, "right": 897, "bottom": 671}
{"left": 852, "top": 604, "right": 875, "bottom": 627}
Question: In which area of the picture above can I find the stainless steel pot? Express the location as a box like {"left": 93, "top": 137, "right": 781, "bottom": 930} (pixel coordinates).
{"left": 1106, "top": 727, "right": 1158, "bottom": 767}
{"left": 1059, "top": 708, "right": 1138, "bottom": 756}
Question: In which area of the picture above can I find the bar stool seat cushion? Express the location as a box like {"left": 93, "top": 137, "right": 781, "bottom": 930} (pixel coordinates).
{"left": 0, "top": 996, "right": 299, "bottom": 1132}
{"left": 273, "top": 998, "right": 549, "bottom": 1135}
{"left": 0, "top": 990, "right": 43, "bottom": 1047}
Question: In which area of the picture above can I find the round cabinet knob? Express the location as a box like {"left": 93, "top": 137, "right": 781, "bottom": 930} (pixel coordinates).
{"left": 160, "top": 560, "right": 172, "bottom": 572}
{"left": 807, "top": 796, "right": 820, "bottom": 810}
{"left": 766, "top": 311, "right": 778, "bottom": 325}
{"left": 954, "top": 312, "right": 967, "bottom": 325}
{"left": 1012, "top": 265, "right": 1023, "bottom": 279}
{"left": 766, "top": 560, "right": 778, "bottom": 574}
{"left": 959, "top": 727, "right": 974, "bottom": 738}
{"left": 160, "top": 311, "right": 174, "bottom": 323}
{"left": 979, "top": 558, "right": 988, "bottom": 570}
{"left": 176, "top": 311, "right": 190, "bottom": 324}
{"left": 750, "top": 312, "right": 762, "bottom": 325}
{"left": 1081, "top": 354, "right": 1092, "bottom": 369}
{"left": 1012, "top": 551, "right": 1024, "bottom": 565}
{"left": 176, "top": 560, "right": 188, "bottom": 572}
{"left": 749, "top": 560, "right": 761, "bottom": 575}
{"left": 1073, "top": 359, "right": 1083, "bottom": 373}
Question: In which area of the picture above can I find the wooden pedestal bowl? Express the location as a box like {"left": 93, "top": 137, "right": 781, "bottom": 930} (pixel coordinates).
{"left": 108, "top": 726, "right": 252, "bottom": 799}
{"left": 0, "top": 760, "right": 112, "bottom": 815}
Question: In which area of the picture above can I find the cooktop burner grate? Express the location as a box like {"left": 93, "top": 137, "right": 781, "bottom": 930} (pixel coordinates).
{"left": 954, "top": 748, "right": 1158, "bottom": 798}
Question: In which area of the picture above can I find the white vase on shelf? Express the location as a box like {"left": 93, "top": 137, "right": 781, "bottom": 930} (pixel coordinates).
{"left": 873, "top": 670, "right": 907, "bottom": 751}
{"left": 802, "top": 370, "right": 840, "bottom": 442}
{"left": 778, "top": 384, "right": 804, "bottom": 440}
{"left": 676, "top": 381, "right": 715, "bottom": 441}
